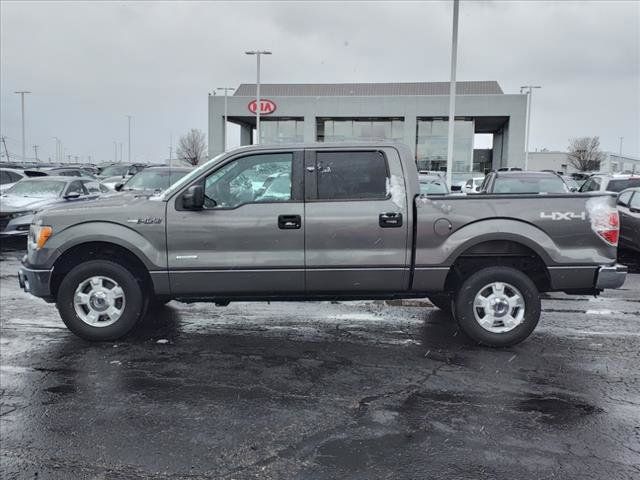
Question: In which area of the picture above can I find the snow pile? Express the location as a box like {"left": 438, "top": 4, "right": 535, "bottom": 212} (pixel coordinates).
{"left": 385, "top": 175, "right": 405, "bottom": 211}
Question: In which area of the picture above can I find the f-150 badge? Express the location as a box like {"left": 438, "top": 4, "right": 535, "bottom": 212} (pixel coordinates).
{"left": 127, "top": 217, "right": 163, "bottom": 224}
{"left": 540, "top": 212, "right": 586, "bottom": 221}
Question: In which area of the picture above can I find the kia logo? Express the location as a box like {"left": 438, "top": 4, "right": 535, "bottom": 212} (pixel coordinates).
{"left": 248, "top": 99, "right": 277, "bottom": 115}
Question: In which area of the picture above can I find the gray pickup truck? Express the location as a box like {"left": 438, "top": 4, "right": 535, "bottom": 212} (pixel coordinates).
{"left": 19, "top": 143, "right": 627, "bottom": 347}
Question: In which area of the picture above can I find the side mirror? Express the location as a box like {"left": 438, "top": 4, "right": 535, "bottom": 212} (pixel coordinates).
{"left": 182, "top": 185, "right": 204, "bottom": 210}
{"left": 115, "top": 182, "right": 124, "bottom": 192}
{"left": 64, "top": 192, "right": 81, "bottom": 200}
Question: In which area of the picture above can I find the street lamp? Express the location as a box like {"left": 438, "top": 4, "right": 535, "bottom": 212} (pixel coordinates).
{"left": 520, "top": 85, "right": 542, "bottom": 170}
{"left": 14, "top": 91, "right": 31, "bottom": 162}
{"left": 216, "top": 87, "right": 235, "bottom": 151}
{"left": 52, "top": 137, "right": 61, "bottom": 163}
{"left": 126, "top": 115, "right": 133, "bottom": 162}
{"left": 245, "top": 50, "right": 272, "bottom": 144}
{"left": 445, "top": 0, "right": 459, "bottom": 188}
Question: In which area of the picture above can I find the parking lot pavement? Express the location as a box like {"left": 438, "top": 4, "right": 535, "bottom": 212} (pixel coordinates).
{"left": 0, "top": 246, "right": 639, "bottom": 479}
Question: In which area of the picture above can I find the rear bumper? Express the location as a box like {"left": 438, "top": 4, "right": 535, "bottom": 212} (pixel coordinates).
{"left": 18, "top": 264, "right": 53, "bottom": 299}
{"left": 595, "top": 264, "right": 627, "bottom": 290}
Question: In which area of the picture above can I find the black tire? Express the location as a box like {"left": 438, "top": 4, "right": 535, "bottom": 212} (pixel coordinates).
{"left": 56, "top": 260, "right": 145, "bottom": 341}
{"left": 453, "top": 266, "right": 541, "bottom": 347}
{"left": 428, "top": 294, "right": 452, "bottom": 312}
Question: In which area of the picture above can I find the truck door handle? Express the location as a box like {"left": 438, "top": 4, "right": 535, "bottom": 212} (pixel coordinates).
{"left": 278, "top": 214, "right": 301, "bottom": 230}
{"left": 379, "top": 212, "right": 403, "bottom": 228}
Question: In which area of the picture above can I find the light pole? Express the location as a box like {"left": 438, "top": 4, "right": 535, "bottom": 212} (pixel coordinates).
{"left": 52, "top": 137, "right": 61, "bottom": 163}
{"left": 113, "top": 141, "right": 118, "bottom": 163}
{"left": 216, "top": 87, "right": 235, "bottom": 151}
{"left": 445, "top": 1, "right": 459, "bottom": 188}
{"left": 33, "top": 145, "right": 39, "bottom": 162}
{"left": 520, "top": 85, "right": 541, "bottom": 170}
{"left": 618, "top": 136, "right": 623, "bottom": 159}
{"left": 245, "top": 50, "right": 271, "bottom": 144}
{"left": 126, "top": 115, "right": 133, "bottom": 163}
{"left": 14, "top": 91, "right": 31, "bottom": 162}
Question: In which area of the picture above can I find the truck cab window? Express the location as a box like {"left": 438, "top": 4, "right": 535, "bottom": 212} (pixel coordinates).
{"left": 203, "top": 153, "right": 293, "bottom": 208}
{"left": 316, "top": 151, "right": 388, "bottom": 200}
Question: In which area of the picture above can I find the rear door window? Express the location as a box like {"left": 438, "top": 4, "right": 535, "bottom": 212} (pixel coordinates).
{"left": 630, "top": 193, "right": 640, "bottom": 209}
{"left": 315, "top": 151, "right": 388, "bottom": 200}
{"left": 606, "top": 178, "right": 640, "bottom": 192}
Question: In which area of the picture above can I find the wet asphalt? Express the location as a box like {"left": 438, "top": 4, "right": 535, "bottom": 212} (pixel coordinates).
{"left": 1, "top": 238, "right": 639, "bottom": 479}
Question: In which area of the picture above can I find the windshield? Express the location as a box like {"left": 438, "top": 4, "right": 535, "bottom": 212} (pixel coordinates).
{"left": 100, "top": 165, "right": 130, "bottom": 177}
{"left": 493, "top": 175, "right": 568, "bottom": 194}
{"left": 606, "top": 178, "right": 640, "bottom": 192}
{"left": 4, "top": 179, "right": 66, "bottom": 198}
{"left": 419, "top": 179, "right": 448, "bottom": 194}
{"left": 161, "top": 153, "right": 226, "bottom": 200}
{"left": 124, "top": 169, "right": 189, "bottom": 191}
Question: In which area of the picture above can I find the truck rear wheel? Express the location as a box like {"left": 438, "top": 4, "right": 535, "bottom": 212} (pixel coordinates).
{"left": 453, "top": 266, "right": 540, "bottom": 347}
{"left": 56, "top": 260, "right": 145, "bottom": 341}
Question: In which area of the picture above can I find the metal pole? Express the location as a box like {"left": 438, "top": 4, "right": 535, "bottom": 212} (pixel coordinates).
{"left": 445, "top": 0, "right": 459, "bottom": 189}
{"left": 126, "top": 115, "right": 132, "bottom": 163}
{"left": 119, "top": 142, "right": 123, "bottom": 163}
{"left": 520, "top": 85, "right": 541, "bottom": 170}
{"left": 216, "top": 88, "right": 234, "bottom": 151}
{"left": 256, "top": 54, "right": 261, "bottom": 144}
{"left": 245, "top": 51, "right": 271, "bottom": 145}
{"left": 114, "top": 141, "right": 117, "bottom": 163}
{"left": 169, "top": 132, "right": 173, "bottom": 167}
{"left": 14, "top": 91, "right": 31, "bottom": 161}
{"left": 33, "top": 145, "right": 39, "bottom": 162}
{"left": 53, "top": 137, "right": 60, "bottom": 162}
{"left": 619, "top": 136, "right": 623, "bottom": 158}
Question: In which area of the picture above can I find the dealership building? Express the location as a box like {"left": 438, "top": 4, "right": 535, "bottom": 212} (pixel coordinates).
{"left": 208, "top": 81, "right": 527, "bottom": 181}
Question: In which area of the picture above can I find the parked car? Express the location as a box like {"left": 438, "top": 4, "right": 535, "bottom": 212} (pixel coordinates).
{"left": 616, "top": 187, "right": 640, "bottom": 252}
{"left": 0, "top": 176, "right": 107, "bottom": 237}
{"left": 97, "top": 163, "right": 147, "bottom": 179}
{"left": 21, "top": 166, "right": 98, "bottom": 179}
{"left": 579, "top": 173, "right": 640, "bottom": 194}
{"left": 418, "top": 173, "right": 449, "bottom": 195}
{"left": 0, "top": 167, "right": 26, "bottom": 193}
{"left": 462, "top": 176, "right": 485, "bottom": 194}
{"left": 99, "top": 164, "right": 149, "bottom": 190}
{"left": 18, "top": 143, "right": 626, "bottom": 347}
{"left": 114, "top": 166, "right": 191, "bottom": 194}
{"left": 478, "top": 171, "right": 569, "bottom": 194}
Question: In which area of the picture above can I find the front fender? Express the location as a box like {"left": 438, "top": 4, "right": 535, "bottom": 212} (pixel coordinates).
{"left": 28, "top": 221, "right": 167, "bottom": 270}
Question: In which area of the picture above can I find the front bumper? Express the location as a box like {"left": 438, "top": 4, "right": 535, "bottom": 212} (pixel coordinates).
{"left": 595, "top": 264, "right": 627, "bottom": 290}
{"left": 18, "top": 264, "right": 54, "bottom": 299}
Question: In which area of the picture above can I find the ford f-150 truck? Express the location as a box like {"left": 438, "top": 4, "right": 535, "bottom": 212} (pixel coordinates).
{"left": 18, "top": 143, "right": 627, "bottom": 347}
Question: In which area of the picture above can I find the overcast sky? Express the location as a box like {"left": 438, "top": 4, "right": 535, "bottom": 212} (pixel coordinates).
{"left": 1, "top": 0, "right": 638, "bottom": 163}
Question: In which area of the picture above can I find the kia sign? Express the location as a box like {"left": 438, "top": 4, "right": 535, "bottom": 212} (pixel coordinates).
{"left": 248, "top": 99, "right": 277, "bottom": 115}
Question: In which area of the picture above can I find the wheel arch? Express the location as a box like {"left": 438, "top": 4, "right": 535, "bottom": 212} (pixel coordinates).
{"left": 50, "top": 241, "right": 154, "bottom": 299}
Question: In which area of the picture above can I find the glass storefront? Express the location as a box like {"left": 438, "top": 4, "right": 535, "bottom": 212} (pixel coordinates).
{"left": 416, "top": 118, "right": 475, "bottom": 179}
{"left": 259, "top": 118, "right": 304, "bottom": 144}
{"left": 317, "top": 118, "right": 404, "bottom": 143}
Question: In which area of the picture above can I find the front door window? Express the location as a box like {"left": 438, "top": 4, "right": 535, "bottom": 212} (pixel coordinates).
{"left": 203, "top": 153, "right": 292, "bottom": 209}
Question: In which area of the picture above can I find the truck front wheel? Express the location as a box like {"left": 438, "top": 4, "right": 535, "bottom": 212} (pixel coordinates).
{"left": 56, "top": 260, "right": 145, "bottom": 341}
{"left": 454, "top": 266, "right": 541, "bottom": 347}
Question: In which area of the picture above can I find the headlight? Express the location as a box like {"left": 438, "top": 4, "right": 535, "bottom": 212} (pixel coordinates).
{"left": 9, "top": 210, "right": 36, "bottom": 219}
{"left": 29, "top": 223, "right": 53, "bottom": 250}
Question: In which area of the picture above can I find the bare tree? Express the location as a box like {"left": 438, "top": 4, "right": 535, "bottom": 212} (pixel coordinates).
{"left": 177, "top": 129, "right": 207, "bottom": 166}
{"left": 567, "top": 136, "right": 606, "bottom": 172}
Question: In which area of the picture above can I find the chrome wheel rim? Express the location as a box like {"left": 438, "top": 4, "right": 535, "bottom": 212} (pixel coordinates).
{"left": 473, "top": 282, "right": 525, "bottom": 333}
{"left": 73, "top": 276, "right": 125, "bottom": 327}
